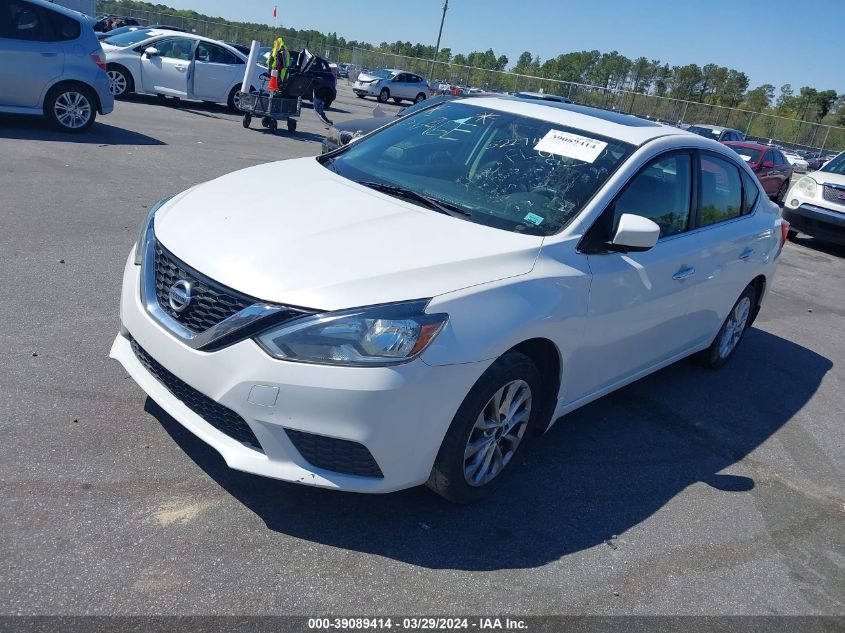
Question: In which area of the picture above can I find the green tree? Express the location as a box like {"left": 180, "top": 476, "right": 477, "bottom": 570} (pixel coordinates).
{"left": 742, "top": 84, "right": 775, "bottom": 111}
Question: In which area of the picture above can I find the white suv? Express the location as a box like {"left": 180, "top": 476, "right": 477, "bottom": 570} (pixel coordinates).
{"left": 353, "top": 68, "right": 429, "bottom": 104}
{"left": 782, "top": 151, "right": 845, "bottom": 246}
{"left": 112, "top": 98, "right": 787, "bottom": 502}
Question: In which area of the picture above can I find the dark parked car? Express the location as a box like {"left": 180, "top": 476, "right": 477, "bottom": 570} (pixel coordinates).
{"left": 96, "top": 25, "right": 186, "bottom": 40}
{"left": 723, "top": 141, "right": 793, "bottom": 203}
{"left": 259, "top": 48, "right": 337, "bottom": 109}
{"left": 93, "top": 15, "right": 139, "bottom": 33}
{"left": 687, "top": 124, "right": 745, "bottom": 142}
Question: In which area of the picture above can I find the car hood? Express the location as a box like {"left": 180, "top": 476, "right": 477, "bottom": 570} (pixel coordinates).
{"left": 153, "top": 158, "right": 543, "bottom": 311}
{"left": 356, "top": 72, "right": 386, "bottom": 82}
{"left": 810, "top": 170, "right": 845, "bottom": 186}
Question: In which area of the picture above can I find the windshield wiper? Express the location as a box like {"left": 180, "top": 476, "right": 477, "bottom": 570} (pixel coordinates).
{"left": 358, "top": 181, "right": 471, "bottom": 218}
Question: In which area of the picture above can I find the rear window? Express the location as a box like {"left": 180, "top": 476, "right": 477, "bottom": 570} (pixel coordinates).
{"left": 728, "top": 146, "right": 763, "bottom": 164}
{"left": 0, "top": 1, "right": 79, "bottom": 41}
{"left": 687, "top": 126, "right": 721, "bottom": 140}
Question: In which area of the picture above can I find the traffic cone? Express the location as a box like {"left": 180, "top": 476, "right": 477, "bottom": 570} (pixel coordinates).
{"left": 268, "top": 69, "right": 279, "bottom": 93}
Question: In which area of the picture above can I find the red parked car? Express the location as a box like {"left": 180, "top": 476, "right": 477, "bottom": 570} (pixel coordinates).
{"left": 723, "top": 141, "right": 793, "bottom": 204}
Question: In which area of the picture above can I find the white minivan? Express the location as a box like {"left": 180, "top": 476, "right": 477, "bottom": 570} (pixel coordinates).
{"left": 111, "top": 98, "right": 788, "bottom": 502}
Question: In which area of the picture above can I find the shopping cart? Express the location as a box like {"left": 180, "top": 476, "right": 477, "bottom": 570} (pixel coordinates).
{"left": 238, "top": 51, "right": 317, "bottom": 134}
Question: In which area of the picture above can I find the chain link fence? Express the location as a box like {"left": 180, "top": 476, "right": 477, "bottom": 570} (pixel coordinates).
{"left": 97, "top": 2, "right": 845, "bottom": 154}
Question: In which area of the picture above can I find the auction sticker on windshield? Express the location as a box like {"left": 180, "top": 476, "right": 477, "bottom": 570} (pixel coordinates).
{"left": 534, "top": 129, "right": 608, "bottom": 163}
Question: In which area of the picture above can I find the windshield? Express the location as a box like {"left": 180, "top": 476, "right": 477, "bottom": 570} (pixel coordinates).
{"left": 103, "top": 30, "right": 152, "bottom": 46}
{"left": 323, "top": 102, "right": 634, "bottom": 236}
{"left": 687, "top": 126, "right": 721, "bottom": 140}
{"left": 728, "top": 146, "right": 763, "bottom": 164}
{"left": 820, "top": 152, "right": 845, "bottom": 175}
{"left": 371, "top": 69, "right": 394, "bottom": 79}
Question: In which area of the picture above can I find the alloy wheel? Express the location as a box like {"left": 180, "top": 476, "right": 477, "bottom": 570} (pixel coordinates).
{"left": 463, "top": 379, "right": 532, "bottom": 487}
{"left": 719, "top": 296, "right": 751, "bottom": 359}
{"left": 107, "top": 70, "right": 127, "bottom": 96}
{"left": 53, "top": 91, "right": 92, "bottom": 130}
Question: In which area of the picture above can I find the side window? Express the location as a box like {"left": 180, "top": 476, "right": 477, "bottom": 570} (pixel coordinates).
{"left": 699, "top": 155, "right": 742, "bottom": 226}
{"left": 155, "top": 37, "right": 194, "bottom": 61}
{"left": 47, "top": 10, "right": 79, "bottom": 41}
{"left": 740, "top": 170, "right": 759, "bottom": 214}
{"left": 613, "top": 153, "right": 693, "bottom": 238}
{"left": 4, "top": 1, "right": 56, "bottom": 41}
{"left": 196, "top": 42, "right": 240, "bottom": 64}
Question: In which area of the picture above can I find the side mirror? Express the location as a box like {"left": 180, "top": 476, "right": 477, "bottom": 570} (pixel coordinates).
{"left": 144, "top": 47, "right": 160, "bottom": 57}
{"left": 610, "top": 214, "right": 660, "bottom": 252}
{"left": 762, "top": 160, "right": 774, "bottom": 168}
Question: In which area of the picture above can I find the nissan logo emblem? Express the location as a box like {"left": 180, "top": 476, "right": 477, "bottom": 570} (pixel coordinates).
{"left": 168, "top": 279, "right": 192, "bottom": 313}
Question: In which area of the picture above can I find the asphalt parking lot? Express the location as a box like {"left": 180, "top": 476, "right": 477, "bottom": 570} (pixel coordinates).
{"left": 1, "top": 83, "right": 843, "bottom": 616}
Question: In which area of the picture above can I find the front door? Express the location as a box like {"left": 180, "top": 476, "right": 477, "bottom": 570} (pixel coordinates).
{"left": 140, "top": 37, "right": 196, "bottom": 98}
{"left": 567, "top": 151, "right": 701, "bottom": 402}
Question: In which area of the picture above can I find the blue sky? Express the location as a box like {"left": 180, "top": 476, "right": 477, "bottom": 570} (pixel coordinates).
{"left": 162, "top": 0, "right": 844, "bottom": 94}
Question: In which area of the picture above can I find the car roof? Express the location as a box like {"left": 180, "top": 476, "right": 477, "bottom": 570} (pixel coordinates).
{"left": 126, "top": 30, "right": 247, "bottom": 56}
{"left": 458, "top": 97, "right": 685, "bottom": 145}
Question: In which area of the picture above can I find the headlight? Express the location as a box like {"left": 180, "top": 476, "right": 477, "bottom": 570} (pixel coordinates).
{"left": 133, "top": 195, "right": 174, "bottom": 265}
{"left": 255, "top": 299, "right": 448, "bottom": 366}
{"left": 795, "top": 176, "right": 817, "bottom": 197}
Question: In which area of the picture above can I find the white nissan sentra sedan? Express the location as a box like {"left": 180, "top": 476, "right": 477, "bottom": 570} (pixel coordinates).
{"left": 111, "top": 98, "right": 788, "bottom": 503}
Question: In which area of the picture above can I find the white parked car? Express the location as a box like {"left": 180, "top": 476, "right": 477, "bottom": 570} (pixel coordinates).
{"left": 101, "top": 29, "right": 264, "bottom": 110}
{"left": 783, "top": 152, "right": 809, "bottom": 174}
{"left": 353, "top": 68, "right": 430, "bottom": 104}
{"left": 111, "top": 98, "right": 788, "bottom": 502}
{"left": 782, "top": 151, "right": 845, "bottom": 246}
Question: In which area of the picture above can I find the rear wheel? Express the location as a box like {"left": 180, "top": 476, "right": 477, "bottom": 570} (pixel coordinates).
{"left": 427, "top": 351, "right": 541, "bottom": 503}
{"left": 242, "top": 113, "right": 252, "bottom": 128}
{"left": 698, "top": 284, "right": 757, "bottom": 369}
{"left": 378, "top": 88, "right": 390, "bottom": 103}
{"left": 44, "top": 84, "right": 96, "bottom": 133}
{"left": 228, "top": 86, "right": 245, "bottom": 112}
{"left": 775, "top": 179, "right": 789, "bottom": 205}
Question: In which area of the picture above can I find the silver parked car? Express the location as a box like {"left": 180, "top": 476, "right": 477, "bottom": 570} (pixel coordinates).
{"left": 0, "top": 0, "right": 114, "bottom": 132}
{"left": 353, "top": 68, "right": 430, "bottom": 104}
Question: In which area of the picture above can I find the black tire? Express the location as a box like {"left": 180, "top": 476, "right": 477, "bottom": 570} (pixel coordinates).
{"left": 44, "top": 84, "right": 97, "bottom": 133}
{"left": 322, "top": 98, "right": 333, "bottom": 110}
{"left": 787, "top": 229, "right": 798, "bottom": 241}
{"left": 775, "top": 179, "right": 789, "bottom": 205}
{"left": 287, "top": 119, "right": 297, "bottom": 133}
{"left": 356, "top": 93, "right": 365, "bottom": 99}
{"left": 227, "top": 86, "right": 242, "bottom": 112}
{"left": 316, "top": 88, "right": 334, "bottom": 110}
{"left": 261, "top": 116, "right": 272, "bottom": 128}
{"left": 242, "top": 113, "right": 251, "bottom": 128}
{"left": 392, "top": 97, "right": 402, "bottom": 104}
{"left": 427, "top": 351, "right": 542, "bottom": 504}
{"left": 698, "top": 284, "right": 758, "bottom": 369}
{"left": 268, "top": 119, "right": 278, "bottom": 133}
{"left": 156, "top": 94, "right": 167, "bottom": 104}
{"left": 415, "top": 92, "right": 427, "bottom": 104}
{"left": 106, "top": 65, "right": 132, "bottom": 98}
{"left": 378, "top": 88, "right": 390, "bottom": 103}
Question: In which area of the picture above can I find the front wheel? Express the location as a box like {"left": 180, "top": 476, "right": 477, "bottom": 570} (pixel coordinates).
{"left": 106, "top": 66, "right": 131, "bottom": 98}
{"left": 427, "top": 351, "right": 541, "bottom": 503}
{"left": 378, "top": 88, "right": 390, "bottom": 103}
{"left": 698, "top": 284, "right": 757, "bottom": 369}
{"left": 45, "top": 85, "right": 96, "bottom": 133}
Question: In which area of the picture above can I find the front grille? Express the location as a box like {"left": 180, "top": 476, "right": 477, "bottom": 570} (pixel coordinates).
{"left": 130, "top": 338, "right": 263, "bottom": 452}
{"left": 822, "top": 186, "right": 845, "bottom": 207}
{"left": 154, "top": 242, "right": 254, "bottom": 333}
{"left": 285, "top": 429, "right": 383, "bottom": 478}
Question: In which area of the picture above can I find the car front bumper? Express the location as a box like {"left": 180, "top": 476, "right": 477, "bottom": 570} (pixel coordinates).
{"left": 110, "top": 253, "right": 487, "bottom": 493}
{"left": 782, "top": 197, "right": 845, "bottom": 245}
{"left": 353, "top": 82, "right": 381, "bottom": 97}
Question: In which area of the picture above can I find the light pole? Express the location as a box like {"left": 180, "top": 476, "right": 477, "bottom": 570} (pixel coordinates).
{"left": 429, "top": 0, "right": 449, "bottom": 83}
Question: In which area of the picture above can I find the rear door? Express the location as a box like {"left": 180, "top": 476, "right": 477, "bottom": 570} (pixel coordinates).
{"left": 572, "top": 151, "right": 702, "bottom": 400}
{"left": 192, "top": 41, "right": 241, "bottom": 102}
{"left": 0, "top": 0, "right": 65, "bottom": 108}
{"left": 688, "top": 152, "right": 767, "bottom": 346}
{"left": 139, "top": 36, "right": 196, "bottom": 97}
{"left": 758, "top": 150, "right": 778, "bottom": 195}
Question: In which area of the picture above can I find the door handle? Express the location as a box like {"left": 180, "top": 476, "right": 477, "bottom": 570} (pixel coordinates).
{"left": 739, "top": 248, "right": 754, "bottom": 260}
{"left": 175, "top": 65, "right": 187, "bottom": 71}
{"left": 672, "top": 266, "right": 695, "bottom": 281}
